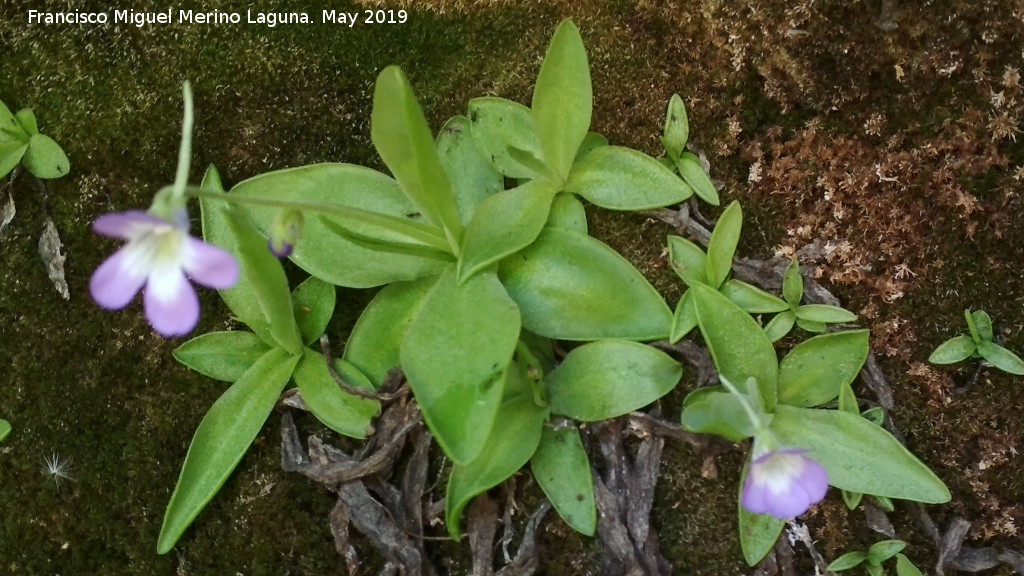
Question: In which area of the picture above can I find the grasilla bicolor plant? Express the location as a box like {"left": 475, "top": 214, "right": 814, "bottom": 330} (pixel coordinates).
{"left": 828, "top": 540, "right": 925, "bottom": 576}
{"left": 929, "top": 309, "right": 1024, "bottom": 376}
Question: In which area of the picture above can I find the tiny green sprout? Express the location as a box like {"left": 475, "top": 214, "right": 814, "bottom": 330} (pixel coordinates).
{"left": 0, "top": 98, "right": 70, "bottom": 180}
{"left": 828, "top": 541, "right": 924, "bottom": 576}
{"left": 0, "top": 419, "right": 10, "bottom": 442}
{"left": 762, "top": 257, "right": 859, "bottom": 342}
{"left": 929, "top": 309, "right": 1024, "bottom": 375}
{"left": 659, "top": 93, "right": 719, "bottom": 205}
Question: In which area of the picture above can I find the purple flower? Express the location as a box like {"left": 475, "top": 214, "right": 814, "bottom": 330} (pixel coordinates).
{"left": 741, "top": 449, "right": 828, "bottom": 519}
{"left": 90, "top": 209, "right": 239, "bottom": 337}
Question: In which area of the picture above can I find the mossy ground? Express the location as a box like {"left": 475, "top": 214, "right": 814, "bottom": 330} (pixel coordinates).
{"left": 1, "top": 0, "right": 1022, "bottom": 574}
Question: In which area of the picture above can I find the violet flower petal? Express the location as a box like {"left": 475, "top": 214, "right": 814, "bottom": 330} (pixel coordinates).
{"left": 144, "top": 265, "right": 200, "bottom": 337}
{"left": 741, "top": 449, "right": 829, "bottom": 519}
{"left": 92, "top": 211, "right": 172, "bottom": 240}
{"left": 182, "top": 237, "right": 240, "bottom": 289}
{"left": 89, "top": 247, "right": 149, "bottom": 310}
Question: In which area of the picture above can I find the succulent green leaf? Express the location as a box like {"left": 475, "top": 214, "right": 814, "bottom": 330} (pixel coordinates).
{"left": 662, "top": 94, "right": 689, "bottom": 159}
{"left": 667, "top": 235, "right": 708, "bottom": 285}
{"left": 231, "top": 163, "right": 448, "bottom": 288}
{"left": 566, "top": 146, "right": 693, "bottom": 210}
{"left": 895, "top": 553, "right": 924, "bottom": 576}
{"left": 670, "top": 291, "right": 698, "bottom": 343}
{"left": 690, "top": 283, "right": 778, "bottom": 411}
{"left": 532, "top": 19, "right": 592, "bottom": 180}
{"left": 842, "top": 489, "right": 864, "bottom": 510}
{"left": 794, "top": 304, "right": 858, "bottom": 324}
{"left": 675, "top": 151, "right": 719, "bottom": 205}
{"left": 928, "top": 335, "right": 977, "bottom": 365}
{"left": 574, "top": 131, "right": 608, "bottom": 163}
{"left": 546, "top": 340, "right": 681, "bottom": 421}
{"left": 500, "top": 228, "right": 672, "bottom": 341}
{"left": 0, "top": 419, "right": 10, "bottom": 442}
{"left": 739, "top": 458, "right": 786, "bottom": 566}
{"left": 706, "top": 201, "right": 742, "bottom": 288}
{"left": 445, "top": 362, "right": 548, "bottom": 539}
{"left": 173, "top": 331, "right": 272, "bottom": 382}
{"left": 838, "top": 381, "right": 859, "bottom": 415}
{"left": 546, "top": 192, "right": 588, "bottom": 234}
{"left": 14, "top": 109, "right": 38, "bottom": 135}
{"left": 531, "top": 424, "right": 596, "bottom": 535}
{"left": 0, "top": 100, "right": 27, "bottom": 143}
{"left": 764, "top": 310, "right": 797, "bottom": 342}
{"left": 0, "top": 140, "right": 28, "bottom": 178}
{"left": 970, "top": 309, "right": 993, "bottom": 342}
{"left": 827, "top": 551, "right": 869, "bottom": 571}
{"left": 721, "top": 279, "right": 789, "bottom": 314}
{"left": 457, "top": 180, "right": 557, "bottom": 283}
{"left": 467, "top": 97, "right": 543, "bottom": 179}
{"left": 157, "top": 347, "right": 299, "bottom": 554}
{"left": 796, "top": 317, "right": 827, "bottom": 333}
{"left": 22, "top": 134, "right": 69, "bottom": 179}
{"left": 292, "top": 349, "right": 378, "bottom": 439}
{"left": 778, "top": 330, "right": 870, "bottom": 408}
{"left": 681, "top": 386, "right": 758, "bottom": 442}
{"left": 371, "top": 66, "right": 462, "bottom": 242}
{"left": 977, "top": 341, "right": 1024, "bottom": 375}
{"left": 867, "top": 540, "right": 906, "bottom": 564}
{"left": 291, "top": 276, "right": 335, "bottom": 346}
{"left": 771, "top": 404, "right": 950, "bottom": 503}
{"left": 964, "top": 309, "right": 981, "bottom": 343}
{"left": 401, "top": 266, "right": 520, "bottom": 464}
{"left": 343, "top": 276, "right": 436, "bottom": 387}
{"left": 437, "top": 115, "right": 504, "bottom": 225}
{"left": 782, "top": 258, "right": 803, "bottom": 307}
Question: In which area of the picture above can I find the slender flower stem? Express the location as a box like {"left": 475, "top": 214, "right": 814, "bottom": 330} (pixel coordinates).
{"left": 717, "top": 375, "right": 768, "bottom": 433}
{"left": 172, "top": 81, "right": 194, "bottom": 204}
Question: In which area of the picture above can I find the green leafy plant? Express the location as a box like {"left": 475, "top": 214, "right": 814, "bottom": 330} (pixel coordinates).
{"left": 828, "top": 540, "right": 924, "bottom": 576}
{"left": 929, "top": 309, "right": 1024, "bottom": 376}
{"left": 0, "top": 98, "right": 69, "bottom": 180}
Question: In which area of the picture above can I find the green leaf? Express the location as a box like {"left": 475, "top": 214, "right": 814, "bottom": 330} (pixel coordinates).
{"left": 867, "top": 540, "right": 906, "bottom": 564}
{"left": 827, "top": 551, "right": 869, "bottom": 571}
{"left": 0, "top": 419, "right": 10, "bottom": 442}
{"left": 706, "top": 201, "right": 742, "bottom": 288}
{"left": 546, "top": 192, "right": 588, "bottom": 234}
{"left": 291, "top": 276, "right": 335, "bottom": 346}
{"left": 662, "top": 93, "right": 689, "bottom": 159}
{"left": 173, "top": 331, "right": 272, "bottom": 382}
{"left": 796, "top": 317, "right": 827, "bottom": 333}
{"left": 895, "top": 553, "right": 924, "bottom": 576}
{"left": 531, "top": 424, "right": 596, "bottom": 535}
{"left": 437, "top": 115, "right": 504, "bottom": 225}
{"left": 532, "top": 19, "right": 592, "bottom": 181}
{"left": 566, "top": 146, "right": 693, "bottom": 210}
{"left": 739, "top": 459, "right": 786, "bottom": 566}
{"left": 794, "top": 304, "right": 858, "bottom": 324}
{"left": 371, "top": 66, "right": 462, "bottom": 241}
{"left": 777, "top": 330, "right": 870, "bottom": 408}
{"left": 231, "top": 164, "right": 449, "bottom": 288}
{"left": 21, "top": 134, "right": 69, "bottom": 179}
{"left": 500, "top": 228, "right": 672, "bottom": 341}
{"left": 928, "top": 335, "right": 976, "bottom": 365}
{"left": 546, "top": 340, "right": 681, "bottom": 421}
{"left": 670, "top": 291, "right": 698, "bottom": 343}
{"left": 157, "top": 347, "right": 299, "bottom": 554}
{"left": 680, "top": 386, "right": 758, "bottom": 442}
{"left": 292, "top": 349, "right": 378, "bottom": 439}
{"left": 764, "top": 311, "right": 796, "bottom": 342}
{"left": 782, "top": 258, "right": 803, "bottom": 307}
{"left": 575, "top": 131, "right": 608, "bottom": 162}
{"left": 675, "top": 152, "right": 719, "bottom": 205}
{"left": 0, "top": 100, "right": 27, "bottom": 143}
{"left": 842, "top": 489, "right": 864, "bottom": 510}
{"left": 467, "top": 97, "right": 543, "bottom": 180}
{"left": 0, "top": 140, "right": 28, "bottom": 179}
{"left": 838, "top": 381, "right": 859, "bottom": 414}
{"left": 445, "top": 362, "right": 548, "bottom": 539}
{"left": 667, "top": 235, "right": 709, "bottom": 285}
{"left": 866, "top": 562, "right": 883, "bottom": 576}
{"left": 721, "top": 279, "right": 789, "bottom": 313}
{"left": 977, "top": 341, "right": 1024, "bottom": 375}
{"left": 401, "top": 266, "right": 520, "bottom": 464}
{"left": 771, "top": 405, "right": 950, "bottom": 503}
{"left": 14, "top": 109, "right": 38, "bottom": 135}
{"left": 971, "top": 309, "right": 993, "bottom": 342}
{"left": 343, "top": 276, "right": 436, "bottom": 387}
{"left": 457, "top": 180, "right": 557, "bottom": 283}
{"left": 199, "top": 167, "right": 302, "bottom": 354}
{"left": 690, "top": 283, "right": 778, "bottom": 411}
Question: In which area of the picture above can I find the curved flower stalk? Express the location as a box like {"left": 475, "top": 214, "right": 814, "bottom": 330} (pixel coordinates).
{"left": 742, "top": 447, "right": 828, "bottom": 519}
{"left": 90, "top": 208, "right": 238, "bottom": 336}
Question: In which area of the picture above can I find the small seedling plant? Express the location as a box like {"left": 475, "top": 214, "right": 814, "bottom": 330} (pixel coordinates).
{"left": 929, "top": 309, "right": 1024, "bottom": 376}
{"left": 828, "top": 540, "right": 924, "bottom": 576}
{"left": 0, "top": 98, "right": 70, "bottom": 181}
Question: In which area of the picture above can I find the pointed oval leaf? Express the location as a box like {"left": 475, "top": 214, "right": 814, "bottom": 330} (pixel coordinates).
{"left": 668, "top": 235, "right": 708, "bottom": 285}
{"left": 765, "top": 310, "right": 796, "bottom": 343}
{"left": 0, "top": 100, "right": 27, "bottom": 143}
{"left": 977, "top": 341, "right": 1024, "bottom": 375}
{"left": 371, "top": 66, "right": 462, "bottom": 239}
{"left": 437, "top": 115, "right": 504, "bottom": 225}
{"left": 291, "top": 276, "right": 335, "bottom": 346}
{"left": 531, "top": 424, "right": 596, "bottom": 536}
{"left": 794, "top": 304, "right": 858, "bottom": 324}
{"left": 675, "top": 151, "right": 720, "bottom": 205}
{"left": 173, "top": 331, "right": 272, "bottom": 382}
{"left": 0, "top": 141, "right": 28, "bottom": 179}
{"left": 928, "top": 335, "right": 976, "bottom": 365}
{"left": 895, "top": 553, "right": 925, "bottom": 576}
{"left": 575, "top": 131, "right": 608, "bottom": 163}
{"left": 467, "top": 97, "right": 543, "bottom": 179}
{"left": 445, "top": 362, "right": 548, "bottom": 539}
{"left": 964, "top": 308, "right": 981, "bottom": 343}
{"left": 566, "top": 146, "right": 693, "bottom": 210}
{"left": 232, "top": 163, "right": 448, "bottom": 288}
{"left": 971, "top": 309, "right": 993, "bottom": 342}
{"left": 771, "top": 404, "right": 950, "bottom": 503}
{"left": 401, "top": 266, "right": 520, "bottom": 464}
{"left": 500, "top": 228, "right": 672, "bottom": 341}
{"left": 343, "top": 276, "right": 437, "bottom": 387}
{"left": 867, "top": 540, "right": 906, "bottom": 564}
{"left": 292, "top": 349, "right": 378, "bottom": 439}
{"left": 662, "top": 94, "right": 689, "bottom": 159}
{"left": 22, "top": 133, "right": 69, "bottom": 179}
{"left": 457, "top": 180, "right": 557, "bottom": 283}
{"left": 706, "top": 200, "right": 742, "bottom": 288}
{"left": 778, "top": 330, "right": 870, "bottom": 408}
{"left": 680, "top": 386, "right": 757, "bottom": 442}
{"left": 15, "top": 109, "right": 38, "bottom": 135}
{"left": 546, "top": 192, "right": 588, "bottom": 234}
{"left": 670, "top": 290, "right": 698, "bottom": 343}
{"left": 157, "top": 347, "right": 299, "bottom": 554}
{"left": 532, "top": 19, "right": 592, "bottom": 180}
{"left": 546, "top": 340, "right": 681, "bottom": 421}
{"left": 782, "top": 258, "right": 803, "bottom": 306}
{"left": 690, "top": 283, "right": 778, "bottom": 411}
{"left": 827, "top": 551, "right": 869, "bottom": 571}
{"left": 721, "top": 279, "right": 789, "bottom": 313}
